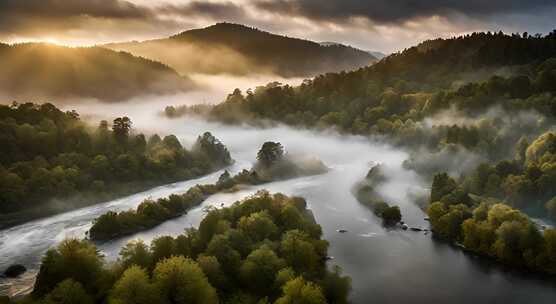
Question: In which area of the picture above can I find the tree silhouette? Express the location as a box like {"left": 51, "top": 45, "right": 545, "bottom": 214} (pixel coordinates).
{"left": 257, "top": 142, "right": 284, "bottom": 167}
{"left": 112, "top": 117, "right": 132, "bottom": 143}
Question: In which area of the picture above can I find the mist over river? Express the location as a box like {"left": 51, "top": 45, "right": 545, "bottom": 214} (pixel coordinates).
{"left": 1, "top": 109, "right": 556, "bottom": 302}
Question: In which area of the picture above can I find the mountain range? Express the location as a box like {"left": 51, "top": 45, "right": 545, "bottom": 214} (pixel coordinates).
{"left": 0, "top": 23, "right": 380, "bottom": 102}
{"left": 105, "top": 23, "right": 377, "bottom": 77}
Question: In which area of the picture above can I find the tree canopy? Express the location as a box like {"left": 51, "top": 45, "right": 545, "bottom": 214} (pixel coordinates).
{"left": 29, "top": 192, "right": 350, "bottom": 303}
{"left": 0, "top": 103, "right": 232, "bottom": 228}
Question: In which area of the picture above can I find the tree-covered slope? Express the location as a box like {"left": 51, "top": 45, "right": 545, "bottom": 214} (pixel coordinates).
{"left": 0, "top": 43, "right": 193, "bottom": 102}
{"left": 201, "top": 30, "right": 556, "bottom": 226}
{"left": 105, "top": 22, "right": 377, "bottom": 77}
{"left": 0, "top": 103, "right": 232, "bottom": 227}
{"left": 207, "top": 31, "right": 556, "bottom": 152}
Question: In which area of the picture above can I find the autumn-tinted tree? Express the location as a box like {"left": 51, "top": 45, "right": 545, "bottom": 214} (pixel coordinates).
{"left": 275, "top": 277, "right": 327, "bottom": 304}
{"left": 110, "top": 266, "right": 160, "bottom": 304}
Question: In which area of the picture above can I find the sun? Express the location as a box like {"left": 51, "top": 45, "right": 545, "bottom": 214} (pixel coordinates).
{"left": 6, "top": 36, "right": 70, "bottom": 46}
{"left": 40, "top": 37, "right": 63, "bottom": 45}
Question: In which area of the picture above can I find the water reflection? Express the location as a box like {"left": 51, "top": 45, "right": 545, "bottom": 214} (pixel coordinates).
{"left": 1, "top": 116, "right": 555, "bottom": 303}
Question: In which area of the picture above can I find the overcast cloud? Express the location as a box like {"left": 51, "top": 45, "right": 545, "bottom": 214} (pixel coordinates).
{"left": 0, "top": 0, "right": 555, "bottom": 52}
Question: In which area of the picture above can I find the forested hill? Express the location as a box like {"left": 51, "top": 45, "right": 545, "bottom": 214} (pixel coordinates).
{"left": 0, "top": 43, "right": 193, "bottom": 102}
{"left": 370, "top": 31, "right": 556, "bottom": 87}
{"left": 204, "top": 30, "right": 556, "bottom": 181}
{"left": 195, "top": 31, "right": 556, "bottom": 276}
{"left": 209, "top": 30, "right": 556, "bottom": 134}
{"left": 105, "top": 22, "right": 376, "bottom": 77}
{"left": 286, "top": 30, "right": 556, "bottom": 102}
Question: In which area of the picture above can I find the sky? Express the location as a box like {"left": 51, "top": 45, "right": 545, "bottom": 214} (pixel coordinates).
{"left": 1, "top": 0, "right": 555, "bottom": 53}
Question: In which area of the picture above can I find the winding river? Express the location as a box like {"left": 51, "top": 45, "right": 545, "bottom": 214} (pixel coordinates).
{"left": 1, "top": 115, "right": 556, "bottom": 303}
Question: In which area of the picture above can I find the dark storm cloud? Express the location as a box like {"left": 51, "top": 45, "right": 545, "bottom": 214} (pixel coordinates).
{"left": 255, "top": 0, "right": 556, "bottom": 24}
{"left": 0, "top": 0, "right": 247, "bottom": 38}
{"left": 1, "top": 0, "right": 554, "bottom": 51}
{"left": 159, "top": 1, "right": 247, "bottom": 20}
{"left": 0, "top": 0, "right": 151, "bottom": 36}
{"left": 0, "top": 0, "right": 151, "bottom": 21}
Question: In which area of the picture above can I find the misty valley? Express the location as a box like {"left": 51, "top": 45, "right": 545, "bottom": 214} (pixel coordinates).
{"left": 1, "top": 15, "right": 556, "bottom": 304}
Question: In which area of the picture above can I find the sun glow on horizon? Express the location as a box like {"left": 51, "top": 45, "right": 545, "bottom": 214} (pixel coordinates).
{"left": 4, "top": 36, "right": 83, "bottom": 47}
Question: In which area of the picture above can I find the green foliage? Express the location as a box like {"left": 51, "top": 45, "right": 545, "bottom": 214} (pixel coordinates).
{"left": 274, "top": 268, "right": 296, "bottom": 290}
{"left": 89, "top": 142, "right": 325, "bottom": 241}
{"left": 240, "top": 245, "right": 285, "bottom": 295}
{"left": 239, "top": 211, "right": 279, "bottom": 242}
{"left": 153, "top": 256, "right": 218, "bottom": 304}
{"left": 151, "top": 236, "right": 178, "bottom": 264}
{"left": 205, "top": 234, "right": 242, "bottom": 276}
{"left": 112, "top": 117, "right": 132, "bottom": 144}
{"left": 119, "top": 240, "right": 153, "bottom": 270}
{"left": 110, "top": 266, "right": 160, "bottom": 304}
{"left": 206, "top": 32, "right": 556, "bottom": 138}
{"left": 426, "top": 131, "right": 556, "bottom": 273}
{"left": 44, "top": 279, "right": 93, "bottom": 304}
{"left": 257, "top": 142, "right": 285, "bottom": 167}
{"left": 430, "top": 173, "right": 457, "bottom": 203}
{"left": 428, "top": 176, "right": 556, "bottom": 274}
{"left": 428, "top": 203, "right": 471, "bottom": 240}
{"left": 441, "top": 131, "right": 556, "bottom": 217}
{"left": 381, "top": 206, "right": 402, "bottom": 225}
{"left": 280, "top": 230, "right": 324, "bottom": 275}
{"left": 354, "top": 165, "right": 403, "bottom": 225}
{"left": 274, "top": 277, "right": 327, "bottom": 304}
{"left": 33, "top": 239, "right": 104, "bottom": 296}
{"left": 32, "top": 192, "right": 349, "bottom": 303}
{"left": 193, "top": 132, "right": 233, "bottom": 169}
{"left": 88, "top": 188, "right": 206, "bottom": 240}
{"left": 197, "top": 32, "right": 556, "bottom": 187}
{"left": 546, "top": 197, "right": 556, "bottom": 220}
{"left": 525, "top": 132, "right": 556, "bottom": 165}
{"left": 319, "top": 266, "right": 351, "bottom": 304}
{"left": 0, "top": 103, "right": 232, "bottom": 224}
{"left": 544, "top": 230, "right": 556, "bottom": 273}
{"left": 197, "top": 255, "right": 228, "bottom": 291}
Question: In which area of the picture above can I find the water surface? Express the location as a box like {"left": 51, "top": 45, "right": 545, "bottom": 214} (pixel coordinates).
{"left": 1, "top": 116, "right": 555, "bottom": 303}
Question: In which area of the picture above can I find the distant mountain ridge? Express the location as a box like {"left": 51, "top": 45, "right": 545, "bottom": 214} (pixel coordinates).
{"left": 369, "top": 51, "right": 387, "bottom": 60}
{"left": 105, "top": 23, "right": 377, "bottom": 77}
{"left": 320, "top": 42, "right": 387, "bottom": 60}
{"left": 0, "top": 43, "right": 193, "bottom": 102}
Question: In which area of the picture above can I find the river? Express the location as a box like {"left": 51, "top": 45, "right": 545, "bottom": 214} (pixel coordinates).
{"left": 1, "top": 115, "right": 555, "bottom": 303}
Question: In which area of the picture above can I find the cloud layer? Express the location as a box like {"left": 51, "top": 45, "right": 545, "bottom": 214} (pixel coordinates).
{"left": 255, "top": 0, "right": 553, "bottom": 24}
{"left": 1, "top": 0, "right": 555, "bottom": 52}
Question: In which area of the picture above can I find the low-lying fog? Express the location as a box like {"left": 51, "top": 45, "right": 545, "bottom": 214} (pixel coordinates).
{"left": 0, "top": 108, "right": 419, "bottom": 297}
{"left": 63, "top": 73, "right": 304, "bottom": 122}
{"left": 2, "top": 99, "right": 556, "bottom": 302}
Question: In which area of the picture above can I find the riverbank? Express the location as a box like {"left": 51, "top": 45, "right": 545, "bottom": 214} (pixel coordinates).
{"left": 89, "top": 154, "right": 329, "bottom": 241}
{"left": 0, "top": 171, "right": 228, "bottom": 230}
{"left": 2, "top": 117, "right": 556, "bottom": 303}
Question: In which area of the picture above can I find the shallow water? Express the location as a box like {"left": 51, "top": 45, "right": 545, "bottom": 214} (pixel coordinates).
{"left": 1, "top": 115, "right": 555, "bottom": 303}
